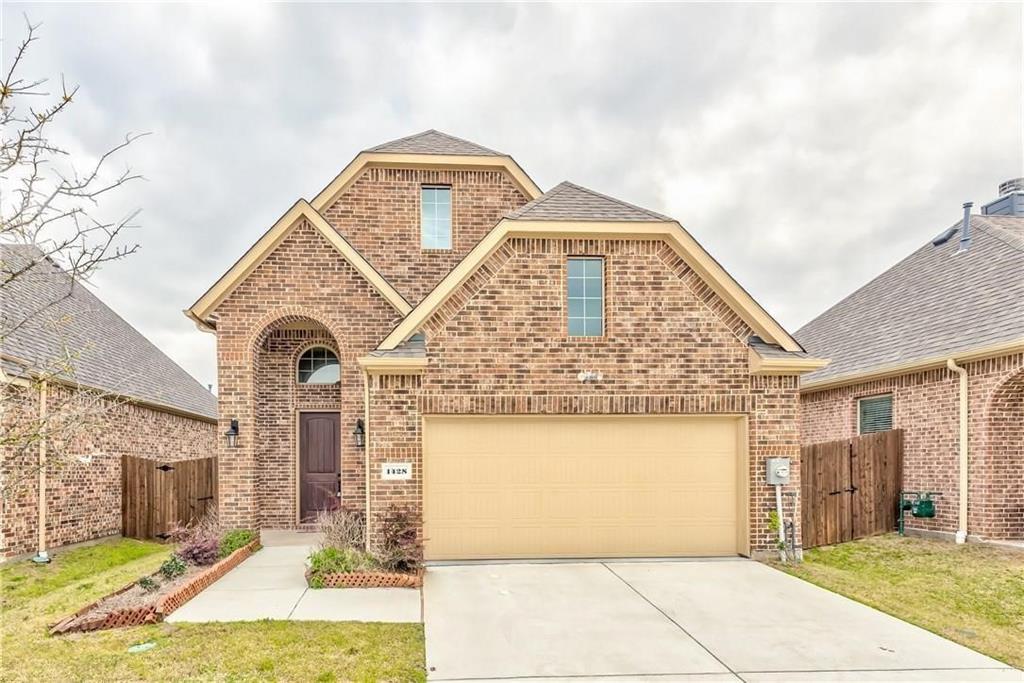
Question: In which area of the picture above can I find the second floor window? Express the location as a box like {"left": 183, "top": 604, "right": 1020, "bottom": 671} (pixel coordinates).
{"left": 421, "top": 186, "right": 451, "bottom": 250}
{"left": 567, "top": 257, "right": 603, "bottom": 337}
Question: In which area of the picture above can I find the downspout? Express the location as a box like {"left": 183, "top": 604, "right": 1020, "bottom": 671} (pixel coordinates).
{"left": 946, "top": 358, "right": 968, "bottom": 544}
{"left": 363, "top": 369, "right": 371, "bottom": 545}
{"left": 33, "top": 381, "right": 50, "bottom": 563}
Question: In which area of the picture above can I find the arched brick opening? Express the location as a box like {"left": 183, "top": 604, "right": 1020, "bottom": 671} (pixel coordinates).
{"left": 245, "top": 309, "right": 355, "bottom": 529}
{"left": 981, "top": 367, "right": 1024, "bottom": 540}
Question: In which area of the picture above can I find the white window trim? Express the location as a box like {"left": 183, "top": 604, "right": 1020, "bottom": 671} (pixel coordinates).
{"left": 567, "top": 256, "right": 605, "bottom": 338}
{"left": 420, "top": 185, "right": 453, "bottom": 251}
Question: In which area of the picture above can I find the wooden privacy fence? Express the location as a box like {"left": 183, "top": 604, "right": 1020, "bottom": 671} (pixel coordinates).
{"left": 122, "top": 455, "right": 217, "bottom": 540}
{"left": 801, "top": 429, "right": 903, "bottom": 549}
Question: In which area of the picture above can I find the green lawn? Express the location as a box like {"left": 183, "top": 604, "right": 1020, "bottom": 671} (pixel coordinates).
{"left": 1, "top": 538, "right": 426, "bottom": 682}
{"left": 772, "top": 534, "right": 1024, "bottom": 669}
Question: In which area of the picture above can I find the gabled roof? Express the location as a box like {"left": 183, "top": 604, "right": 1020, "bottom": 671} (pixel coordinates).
{"left": 311, "top": 131, "right": 541, "bottom": 210}
{"left": 507, "top": 181, "right": 671, "bottom": 222}
{"left": 375, "top": 183, "right": 807, "bottom": 354}
{"left": 2, "top": 244, "right": 217, "bottom": 421}
{"left": 798, "top": 215, "right": 1024, "bottom": 389}
{"left": 187, "top": 200, "right": 412, "bottom": 328}
{"left": 366, "top": 129, "right": 503, "bottom": 156}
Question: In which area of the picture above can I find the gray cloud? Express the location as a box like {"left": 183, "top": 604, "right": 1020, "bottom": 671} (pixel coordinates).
{"left": 4, "top": 2, "right": 1020, "bottom": 389}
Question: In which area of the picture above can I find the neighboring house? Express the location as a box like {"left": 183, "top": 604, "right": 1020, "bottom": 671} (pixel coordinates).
{"left": 798, "top": 179, "right": 1024, "bottom": 544}
{"left": 1, "top": 245, "right": 217, "bottom": 558}
{"left": 186, "top": 130, "right": 826, "bottom": 560}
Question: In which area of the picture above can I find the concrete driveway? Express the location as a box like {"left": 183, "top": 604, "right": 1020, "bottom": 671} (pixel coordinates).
{"left": 423, "top": 559, "right": 1020, "bottom": 682}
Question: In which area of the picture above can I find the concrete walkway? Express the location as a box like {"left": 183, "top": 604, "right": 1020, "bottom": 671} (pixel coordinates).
{"left": 166, "top": 533, "right": 420, "bottom": 623}
{"left": 423, "top": 559, "right": 1021, "bottom": 682}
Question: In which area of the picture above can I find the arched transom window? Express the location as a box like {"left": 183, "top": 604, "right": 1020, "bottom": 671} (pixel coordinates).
{"left": 297, "top": 346, "right": 340, "bottom": 384}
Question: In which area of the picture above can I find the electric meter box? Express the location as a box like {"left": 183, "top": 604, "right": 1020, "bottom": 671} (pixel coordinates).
{"left": 766, "top": 457, "right": 791, "bottom": 485}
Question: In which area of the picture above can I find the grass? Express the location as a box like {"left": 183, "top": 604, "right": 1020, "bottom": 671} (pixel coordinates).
{"left": 1, "top": 538, "right": 426, "bottom": 682}
{"left": 772, "top": 534, "right": 1024, "bottom": 668}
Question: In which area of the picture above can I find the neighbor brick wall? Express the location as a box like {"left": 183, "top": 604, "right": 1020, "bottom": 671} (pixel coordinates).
{"left": 800, "top": 353, "right": 1024, "bottom": 540}
{"left": 367, "top": 237, "right": 803, "bottom": 554}
{"left": 211, "top": 219, "right": 404, "bottom": 529}
{"left": 0, "top": 383, "right": 215, "bottom": 557}
{"left": 322, "top": 167, "right": 529, "bottom": 304}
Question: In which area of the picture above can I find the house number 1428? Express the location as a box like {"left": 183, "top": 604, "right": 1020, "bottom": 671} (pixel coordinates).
{"left": 381, "top": 463, "right": 412, "bottom": 480}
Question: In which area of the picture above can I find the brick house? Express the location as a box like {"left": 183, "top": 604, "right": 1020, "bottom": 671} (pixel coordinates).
{"left": 186, "top": 130, "right": 826, "bottom": 560}
{"left": 1, "top": 245, "right": 217, "bottom": 558}
{"left": 798, "top": 180, "right": 1024, "bottom": 544}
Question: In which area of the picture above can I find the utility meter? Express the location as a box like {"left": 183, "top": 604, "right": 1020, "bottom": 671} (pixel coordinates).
{"left": 766, "top": 457, "right": 791, "bottom": 485}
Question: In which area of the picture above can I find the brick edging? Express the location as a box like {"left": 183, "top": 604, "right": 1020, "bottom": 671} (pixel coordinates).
{"left": 50, "top": 540, "right": 261, "bottom": 635}
{"left": 307, "top": 568, "right": 422, "bottom": 589}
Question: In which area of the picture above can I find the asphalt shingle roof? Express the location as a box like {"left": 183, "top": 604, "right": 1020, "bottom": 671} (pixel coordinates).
{"left": 797, "top": 215, "right": 1024, "bottom": 384}
{"left": 366, "top": 129, "right": 503, "bottom": 156}
{"left": 1, "top": 244, "right": 217, "bottom": 420}
{"left": 506, "top": 181, "right": 671, "bottom": 222}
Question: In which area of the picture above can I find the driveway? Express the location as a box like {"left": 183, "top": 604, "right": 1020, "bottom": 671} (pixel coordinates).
{"left": 423, "top": 559, "right": 1020, "bottom": 682}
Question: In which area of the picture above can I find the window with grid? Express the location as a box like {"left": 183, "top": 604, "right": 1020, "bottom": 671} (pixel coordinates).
{"left": 421, "top": 186, "right": 452, "bottom": 249}
{"left": 297, "top": 347, "right": 340, "bottom": 384}
{"left": 567, "top": 257, "right": 603, "bottom": 337}
{"left": 858, "top": 395, "right": 893, "bottom": 434}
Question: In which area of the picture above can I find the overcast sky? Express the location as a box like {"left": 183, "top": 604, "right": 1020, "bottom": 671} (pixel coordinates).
{"left": 3, "top": 2, "right": 1021, "bottom": 390}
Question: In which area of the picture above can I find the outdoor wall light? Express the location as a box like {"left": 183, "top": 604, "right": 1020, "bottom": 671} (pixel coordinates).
{"left": 353, "top": 419, "right": 366, "bottom": 448}
{"left": 224, "top": 419, "right": 239, "bottom": 449}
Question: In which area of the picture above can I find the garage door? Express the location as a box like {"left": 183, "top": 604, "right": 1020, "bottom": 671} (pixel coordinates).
{"left": 422, "top": 415, "right": 747, "bottom": 560}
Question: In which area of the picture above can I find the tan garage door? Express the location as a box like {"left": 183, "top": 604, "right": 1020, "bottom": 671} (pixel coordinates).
{"left": 422, "top": 415, "right": 748, "bottom": 560}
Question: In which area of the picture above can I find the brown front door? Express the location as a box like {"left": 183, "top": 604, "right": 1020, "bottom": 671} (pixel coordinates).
{"left": 299, "top": 412, "right": 341, "bottom": 522}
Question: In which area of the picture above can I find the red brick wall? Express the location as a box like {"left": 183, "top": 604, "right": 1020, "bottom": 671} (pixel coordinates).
{"left": 366, "top": 237, "right": 802, "bottom": 554}
{"left": 800, "top": 353, "right": 1024, "bottom": 539}
{"left": 212, "top": 219, "right": 403, "bottom": 529}
{"left": 1, "top": 384, "right": 215, "bottom": 557}
{"left": 322, "top": 167, "right": 529, "bottom": 305}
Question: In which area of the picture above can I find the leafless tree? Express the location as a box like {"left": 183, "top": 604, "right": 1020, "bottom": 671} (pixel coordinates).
{"left": 1, "top": 17, "right": 148, "bottom": 497}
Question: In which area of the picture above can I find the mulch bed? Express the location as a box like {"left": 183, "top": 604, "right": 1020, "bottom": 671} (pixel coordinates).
{"left": 308, "top": 569, "right": 422, "bottom": 589}
{"left": 50, "top": 539, "right": 261, "bottom": 635}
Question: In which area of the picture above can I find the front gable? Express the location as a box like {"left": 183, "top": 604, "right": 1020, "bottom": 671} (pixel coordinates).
{"left": 187, "top": 200, "right": 411, "bottom": 330}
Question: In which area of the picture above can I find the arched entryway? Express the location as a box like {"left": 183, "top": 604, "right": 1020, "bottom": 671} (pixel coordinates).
{"left": 981, "top": 366, "right": 1024, "bottom": 540}
{"left": 247, "top": 310, "right": 359, "bottom": 529}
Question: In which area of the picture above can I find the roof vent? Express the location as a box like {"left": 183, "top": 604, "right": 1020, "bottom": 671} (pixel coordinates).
{"left": 981, "top": 177, "right": 1024, "bottom": 216}
{"left": 955, "top": 202, "right": 973, "bottom": 254}
{"left": 932, "top": 227, "right": 958, "bottom": 246}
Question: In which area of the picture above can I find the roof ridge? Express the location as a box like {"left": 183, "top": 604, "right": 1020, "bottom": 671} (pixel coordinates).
{"left": 972, "top": 215, "right": 1024, "bottom": 253}
{"left": 509, "top": 181, "right": 574, "bottom": 218}
{"left": 366, "top": 129, "right": 502, "bottom": 156}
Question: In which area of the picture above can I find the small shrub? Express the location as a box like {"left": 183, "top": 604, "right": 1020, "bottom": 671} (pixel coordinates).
{"left": 316, "top": 506, "right": 365, "bottom": 551}
{"left": 137, "top": 576, "right": 159, "bottom": 592}
{"left": 159, "top": 555, "right": 187, "bottom": 580}
{"left": 177, "top": 533, "right": 220, "bottom": 566}
{"left": 219, "top": 529, "right": 257, "bottom": 558}
{"left": 168, "top": 511, "right": 221, "bottom": 545}
{"left": 307, "top": 547, "right": 378, "bottom": 586}
{"left": 374, "top": 504, "right": 423, "bottom": 574}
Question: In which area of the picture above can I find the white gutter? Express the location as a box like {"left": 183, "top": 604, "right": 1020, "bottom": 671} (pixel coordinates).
{"left": 363, "top": 369, "right": 371, "bottom": 544}
{"left": 35, "top": 381, "right": 50, "bottom": 563}
{"left": 946, "top": 358, "right": 969, "bottom": 544}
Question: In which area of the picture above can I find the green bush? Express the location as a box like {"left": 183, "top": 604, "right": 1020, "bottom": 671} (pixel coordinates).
{"left": 159, "top": 554, "right": 187, "bottom": 580}
{"left": 137, "top": 576, "right": 159, "bottom": 592}
{"left": 219, "top": 529, "right": 257, "bottom": 558}
{"left": 307, "top": 547, "right": 378, "bottom": 588}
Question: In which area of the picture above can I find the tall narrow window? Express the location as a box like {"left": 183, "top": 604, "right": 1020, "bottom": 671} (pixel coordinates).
{"left": 421, "top": 186, "right": 451, "bottom": 249}
{"left": 567, "top": 257, "right": 603, "bottom": 337}
{"left": 858, "top": 395, "right": 893, "bottom": 434}
{"left": 297, "top": 347, "right": 340, "bottom": 384}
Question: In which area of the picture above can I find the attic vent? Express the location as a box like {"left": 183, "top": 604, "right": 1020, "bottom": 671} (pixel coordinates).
{"left": 932, "top": 227, "right": 958, "bottom": 246}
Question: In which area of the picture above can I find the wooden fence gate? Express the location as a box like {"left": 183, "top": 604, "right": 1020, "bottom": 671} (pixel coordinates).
{"left": 801, "top": 429, "right": 903, "bottom": 549}
{"left": 122, "top": 455, "right": 217, "bottom": 540}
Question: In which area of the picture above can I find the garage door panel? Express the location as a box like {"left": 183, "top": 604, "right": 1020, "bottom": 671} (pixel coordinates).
{"left": 423, "top": 416, "right": 744, "bottom": 560}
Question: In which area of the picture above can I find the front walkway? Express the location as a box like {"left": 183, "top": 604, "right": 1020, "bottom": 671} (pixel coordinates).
{"left": 166, "top": 531, "right": 420, "bottom": 623}
{"left": 423, "top": 559, "right": 1020, "bottom": 682}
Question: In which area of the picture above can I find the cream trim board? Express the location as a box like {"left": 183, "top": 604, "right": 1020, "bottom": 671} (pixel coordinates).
{"left": 378, "top": 219, "right": 802, "bottom": 352}
{"left": 800, "top": 338, "right": 1024, "bottom": 392}
{"left": 187, "top": 199, "right": 412, "bottom": 325}
{"left": 310, "top": 152, "right": 542, "bottom": 212}
{"left": 357, "top": 356, "right": 428, "bottom": 375}
{"left": 748, "top": 348, "right": 829, "bottom": 375}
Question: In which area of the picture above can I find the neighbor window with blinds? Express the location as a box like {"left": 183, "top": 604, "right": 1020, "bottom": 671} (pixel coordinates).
{"left": 567, "top": 257, "right": 604, "bottom": 337}
{"left": 421, "top": 185, "right": 452, "bottom": 249}
{"left": 858, "top": 395, "right": 893, "bottom": 434}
